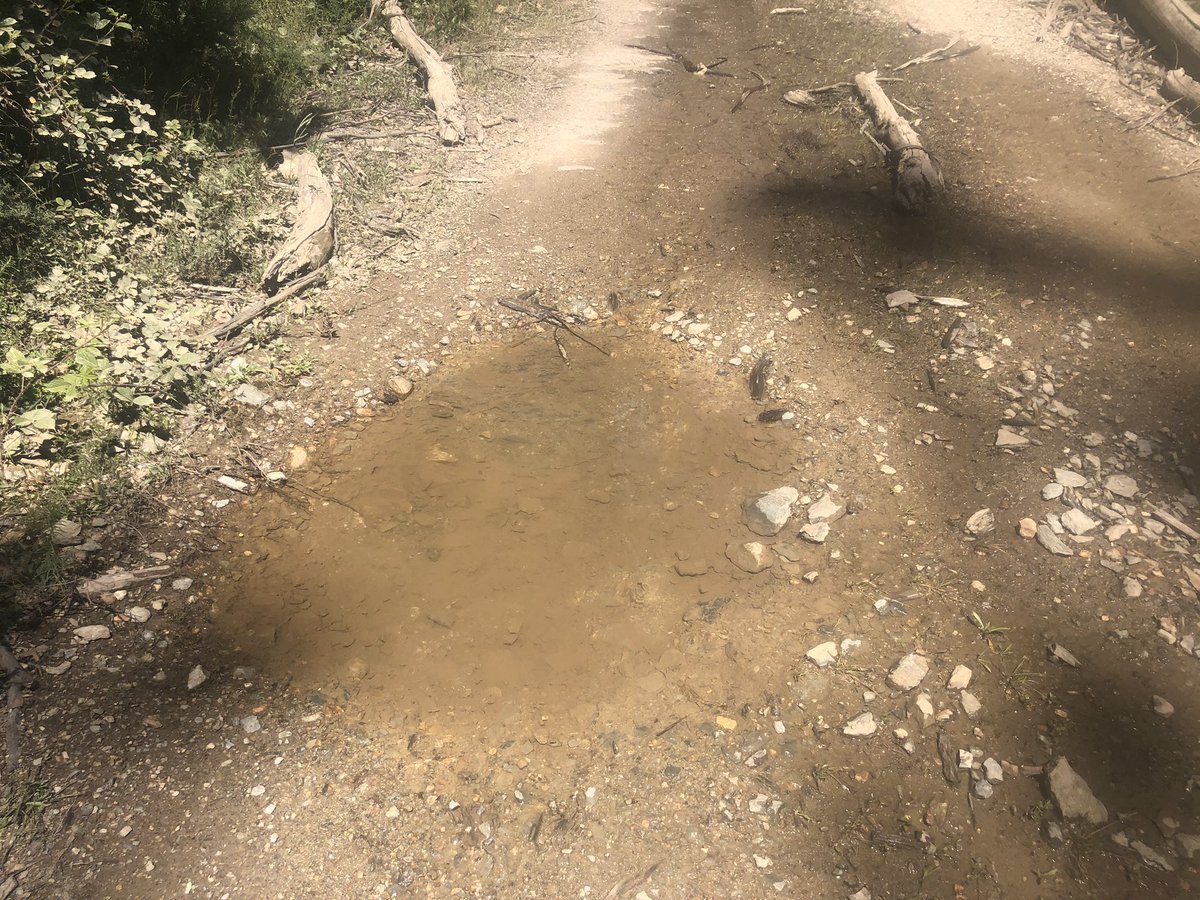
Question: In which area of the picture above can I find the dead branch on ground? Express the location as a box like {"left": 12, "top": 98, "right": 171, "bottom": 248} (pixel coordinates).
{"left": 497, "top": 296, "right": 613, "bottom": 358}
{"left": 625, "top": 44, "right": 735, "bottom": 77}
{"left": 379, "top": 0, "right": 467, "bottom": 143}
{"left": 853, "top": 71, "right": 944, "bottom": 212}
{"left": 893, "top": 36, "right": 979, "bottom": 70}
{"left": 783, "top": 77, "right": 903, "bottom": 108}
{"left": 261, "top": 150, "right": 336, "bottom": 294}
{"left": 731, "top": 71, "right": 770, "bottom": 112}
{"left": 1162, "top": 67, "right": 1200, "bottom": 120}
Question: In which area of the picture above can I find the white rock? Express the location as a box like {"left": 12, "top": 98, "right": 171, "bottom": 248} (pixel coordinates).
{"left": 1050, "top": 644, "right": 1080, "bottom": 667}
{"left": 843, "top": 712, "right": 877, "bottom": 737}
{"left": 976, "top": 355, "right": 995, "bottom": 371}
{"left": 995, "top": 428, "right": 1029, "bottom": 449}
{"left": 808, "top": 495, "right": 844, "bottom": 524}
{"left": 1042, "top": 483, "right": 1064, "bottom": 501}
{"left": 800, "top": 522, "right": 830, "bottom": 543}
{"left": 233, "top": 384, "right": 271, "bottom": 407}
{"left": 1054, "top": 467, "right": 1087, "bottom": 488}
{"left": 726, "top": 541, "right": 774, "bottom": 574}
{"left": 806, "top": 641, "right": 838, "bottom": 668}
{"left": 1104, "top": 474, "right": 1139, "bottom": 498}
{"left": 1036, "top": 524, "right": 1073, "bottom": 556}
{"left": 888, "top": 653, "right": 929, "bottom": 691}
{"left": 241, "top": 715, "right": 262, "bottom": 734}
{"left": 126, "top": 606, "right": 151, "bottom": 624}
{"left": 947, "top": 665, "right": 973, "bottom": 690}
{"left": 961, "top": 691, "right": 982, "bottom": 718}
{"left": 1130, "top": 840, "right": 1174, "bottom": 871}
{"left": 743, "top": 487, "right": 799, "bottom": 536}
{"left": 914, "top": 693, "right": 935, "bottom": 725}
{"left": 1122, "top": 577, "right": 1143, "bottom": 599}
{"left": 983, "top": 758, "right": 1003, "bottom": 782}
{"left": 73, "top": 625, "right": 111, "bottom": 643}
{"left": 1048, "top": 757, "right": 1108, "bottom": 824}
{"left": 187, "top": 665, "right": 208, "bottom": 690}
{"left": 965, "top": 509, "right": 994, "bottom": 535}
{"left": 1152, "top": 695, "right": 1175, "bottom": 717}
{"left": 1061, "top": 508, "right": 1098, "bottom": 536}
{"left": 172, "top": 577, "right": 193, "bottom": 591}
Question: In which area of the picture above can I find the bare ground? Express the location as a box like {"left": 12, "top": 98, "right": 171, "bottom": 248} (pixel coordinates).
{"left": 9, "top": 0, "right": 1200, "bottom": 898}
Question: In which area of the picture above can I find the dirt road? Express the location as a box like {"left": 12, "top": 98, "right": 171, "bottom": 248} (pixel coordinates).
{"left": 19, "top": 0, "right": 1200, "bottom": 897}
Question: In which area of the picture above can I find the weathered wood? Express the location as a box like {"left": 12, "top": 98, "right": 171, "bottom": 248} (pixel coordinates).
{"left": 261, "top": 150, "right": 336, "bottom": 294}
{"left": 1162, "top": 67, "right": 1200, "bottom": 121}
{"left": 0, "top": 644, "right": 34, "bottom": 770}
{"left": 1119, "top": 0, "right": 1200, "bottom": 77}
{"left": 853, "top": 71, "right": 944, "bottom": 213}
{"left": 381, "top": 0, "right": 467, "bottom": 144}
{"left": 204, "top": 267, "right": 328, "bottom": 342}
{"left": 77, "top": 565, "right": 173, "bottom": 598}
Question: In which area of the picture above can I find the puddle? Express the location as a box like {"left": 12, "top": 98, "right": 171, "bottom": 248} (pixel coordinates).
{"left": 216, "top": 330, "right": 796, "bottom": 740}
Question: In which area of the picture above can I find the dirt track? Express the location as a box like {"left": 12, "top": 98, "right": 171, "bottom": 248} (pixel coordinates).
{"left": 18, "top": 0, "right": 1200, "bottom": 897}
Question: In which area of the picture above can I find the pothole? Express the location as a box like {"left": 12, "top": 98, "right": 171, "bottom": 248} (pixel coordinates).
{"left": 214, "top": 330, "right": 793, "bottom": 741}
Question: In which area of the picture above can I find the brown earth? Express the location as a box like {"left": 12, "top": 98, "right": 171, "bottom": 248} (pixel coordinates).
{"left": 11, "top": 0, "right": 1200, "bottom": 898}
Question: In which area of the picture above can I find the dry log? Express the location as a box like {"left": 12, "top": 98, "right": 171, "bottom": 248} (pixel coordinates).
{"left": 853, "top": 71, "right": 944, "bottom": 213}
{"left": 1118, "top": 0, "right": 1200, "bottom": 76}
{"left": 77, "top": 565, "right": 172, "bottom": 598}
{"left": 204, "top": 267, "right": 328, "bottom": 343}
{"left": 261, "top": 150, "right": 336, "bottom": 294}
{"left": 380, "top": 0, "right": 467, "bottom": 144}
{"left": 1162, "top": 67, "right": 1200, "bottom": 120}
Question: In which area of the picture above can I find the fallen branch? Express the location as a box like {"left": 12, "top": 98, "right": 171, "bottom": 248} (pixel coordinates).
{"left": 731, "top": 71, "right": 770, "bottom": 112}
{"left": 893, "top": 36, "right": 979, "bottom": 71}
{"left": 769, "top": 7, "right": 807, "bottom": 14}
{"left": 497, "top": 297, "right": 613, "bottom": 357}
{"left": 77, "top": 565, "right": 172, "bottom": 598}
{"left": 0, "top": 646, "right": 34, "bottom": 771}
{"left": 1162, "top": 67, "right": 1200, "bottom": 120}
{"left": 204, "top": 267, "right": 329, "bottom": 343}
{"left": 625, "top": 44, "right": 735, "bottom": 77}
{"left": 783, "top": 77, "right": 903, "bottom": 108}
{"left": 853, "top": 71, "right": 944, "bottom": 213}
{"left": 380, "top": 0, "right": 467, "bottom": 144}
{"left": 261, "top": 150, "right": 336, "bottom": 294}
{"left": 1147, "top": 156, "right": 1200, "bottom": 182}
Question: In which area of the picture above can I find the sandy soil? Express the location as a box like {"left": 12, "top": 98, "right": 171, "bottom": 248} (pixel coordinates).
{"left": 10, "top": 0, "right": 1200, "bottom": 898}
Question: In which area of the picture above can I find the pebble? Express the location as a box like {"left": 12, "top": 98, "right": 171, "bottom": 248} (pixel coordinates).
{"left": 674, "top": 557, "right": 709, "bottom": 577}
{"left": 73, "top": 625, "right": 111, "bottom": 643}
{"left": 843, "top": 712, "right": 877, "bottom": 737}
{"left": 714, "top": 716, "right": 738, "bottom": 731}
{"left": 1152, "top": 695, "right": 1175, "bottom": 717}
{"left": 387, "top": 376, "right": 415, "bottom": 399}
{"left": 187, "top": 665, "right": 208, "bottom": 690}
{"left": 888, "top": 653, "right": 929, "bottom": 691}
{"left": 965, "top": 508, "right": 994, "bottom": 535}
{"left": 947, "top": 665, "right": 973, "bottom": 689}
{"left": 1048, "top": 757, "right": 1108, "bottom": 824}
{"left": 233, "top": 384, "right": 271, "bottom": 407}
{"left": 172, "top": 577, "right": 193, "bottom": 591}
{"left": 808, "top": 495, "right": 844, "bottom": 523}
{"left": 983, "top": 758, "right": 1003, "bottom": 782}
{"left": 1050, "top": 644, "right": 1080, "bottom": 668}
{"left": 126, "top": 606, "right": 151, "bottom": 624}
{"left": 1104, "top": 474, "right": 1139, "bottom": 498}
{"left": 1036, "top": 524, "right": 1073, "bottom": 556}
{"left": 914, "top": 693, "right": 935, "bottom": 725}
{"left": 241, "top": 715, "right": 262, "bottom": 734}
{"left": 973, "top": 778, "right": 994, "bottom": 799}
{"left": 742, "top": 487, "right": 799, "bottom": 536}
{"left": 1018, "top": 517, "right": 1037, "bottom": 538}
{"left": 1042, "top": 483, "right": 1064, "bottom": 501}
{"left": 250, "top": 785, "right": 266, "bottom": 798}
{"left": 1122, "top": 576, "right": 1143, "bottom": 599}
{"left": 806, "top": 641, "right": 838, "bottom": 668}
{"left": 1130, "top": 840, "right": 1174, "bottom": 871}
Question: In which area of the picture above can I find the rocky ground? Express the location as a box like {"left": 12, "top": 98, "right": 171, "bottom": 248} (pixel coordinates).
{"left": 6, "top": 0, "right": 1200, "bottom": 897}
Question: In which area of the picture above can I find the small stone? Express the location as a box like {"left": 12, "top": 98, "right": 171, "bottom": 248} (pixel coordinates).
{"left": 1043, "top": 822, "right": 1065, "bottom": 847}
{"left": 743, "top": 487, "right": 799, "bottom": 536}
{"left": 806, "top": 641, "right": 838, "bottom": 668}
{"left": 976, "top": 355, "right": 995, "bottom": 371}
{"left": 1047, "top": 757, "right": 1108, "bottom": 824}
{"left": 914, "top": 693, "right": 935, "bottom": 725}
{"left": 958, "top": 750, "right": 974, "bottom": 769}
{"left": 233, "top": 384, "right": 271, "bottom": 407}
{"left": 715, "top": 715, "right": 738, "bottom": 731}
{"left": 965, "top": 509, "right": 994, "bottom": 535}
{"left": 973, "top": 778, "right": 994, "bottom": 799}
{"left": 1049, "top": 644, "right": 1080, "bottom": 667}
{"left": 1177, "top": 834, "right": 1200, "bottom": 859}
{"left": 1152, "top": 695, "right": 1175, "bottom": 717}
{"left": 172, "top": 577, "right": 193, "bottom": 591}
{"left": 52, "top": 519, "right": 83, "bottom": 546}
{"left": 802, "top": 570, "right": 819, "bottom": 584}
{"left": 886, "top": 289, "right": 919, "bottom": 309}
{"left": 1042, "top": 483, "right": 1065, "bottom": 501}
{"left": 73, "top": 625, "right": 111, "bottom": 643}
{"left": 187, "top": 665, "right": 208, "bottom": 690}
{"left": 1122, "top": 576, "right": 1143, "bottom": 599}
{"left": 288, "top": 446, "right": 309, "bottom": 470}
{"left": 241, "top": 715, "right": 262, "bottom": 734}
{"left": 799, "top": 522, "right": 830, "bottom": 543}
{"left": 849, "top": 889, "right": 872, "bottom": 900}
{"left": 1130, "top": 840, "right": 1174, "bottom": 871}
{"left": 250, "top": 785, "right": 266, "bottom": 798}
{"left": 888, "top": 653, "right": 929, "bottom": 691}
{"left": 808, "top": 495, "right": 844, "bottom": 524}
{"left": 995, "top": 427, "right": 1029, "bottom": 449}
{"left": 218, "top": 475, "right": 250, "bottom": 493}
{"left": 126, "top": 606, "right": 151, "bottom": 624}
{"left": 674, "top": 557, "right": 709, "bottom": 577}
{"left": 1054, "top": 467, "right": 1087, "bottom": 488}
{"left": 961, "top": 691, "right": 982, "bottom": 718}
{"left": 726, "top": 541, "right": 773, "bottom": 574}
{"left": 1018, "top": 517, "right": 1037, "bottom": 538}
{"left": 387, "top": 376, "right": 415, "bottom": 399}
{"left": 1061, "top": 509, "right": 1098, "bottom": 536}
{"left": 1037, "top": 524, "right": 1073, "bottom": 557}
{"left": 753, "top": 855, "right": 772, "bottom": 870}
{"left": 1104, "top": 474, "right": 1139, "bottom": 498}
{"left": 843, "top": 712, "right": 877, "bottom": 737}
{"left": 947, "top": 665, "right": 973, "bottom": 689}
{"left": 983, "top": 758, "right": 1003, "bottom": 782}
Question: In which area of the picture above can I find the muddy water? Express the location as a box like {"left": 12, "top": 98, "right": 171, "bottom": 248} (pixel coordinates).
{"left": 217, "top": 330, "right": 793, "bottom": 740}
